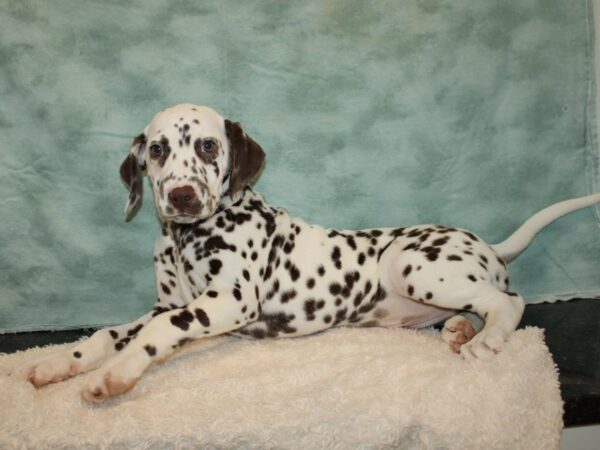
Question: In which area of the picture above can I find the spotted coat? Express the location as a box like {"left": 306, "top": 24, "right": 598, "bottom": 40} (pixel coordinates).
{"left": 27, "top": 104, "right": 590, "bottom": 404}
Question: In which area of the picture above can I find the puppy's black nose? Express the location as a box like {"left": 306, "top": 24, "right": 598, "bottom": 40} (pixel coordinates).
{"left": 168, "top": 186, "right": 197, "bottom": 211}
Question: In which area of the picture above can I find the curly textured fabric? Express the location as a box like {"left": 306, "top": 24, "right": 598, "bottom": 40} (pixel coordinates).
{"left": 0, "top": 327, "right": 563, "bottom": 449}
{"left": 0, "top": 0, "right": 598, "bottom": 332}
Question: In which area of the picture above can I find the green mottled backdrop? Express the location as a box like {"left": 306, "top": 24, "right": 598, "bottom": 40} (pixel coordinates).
{"left": 0, "top": 0, "right": 598, "bottom": 332}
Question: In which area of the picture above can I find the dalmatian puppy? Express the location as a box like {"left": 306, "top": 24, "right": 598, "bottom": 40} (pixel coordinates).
{"left": 16, "top": 104, "right": 600, "bottom": 403}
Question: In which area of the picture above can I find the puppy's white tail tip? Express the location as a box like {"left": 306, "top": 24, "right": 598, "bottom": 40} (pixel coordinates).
{"left": 492, "top": 193, "right": 600, "bottom": 263}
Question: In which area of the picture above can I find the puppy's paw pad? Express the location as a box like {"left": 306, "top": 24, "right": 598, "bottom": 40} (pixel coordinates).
{"left": 442, "top": 316, "right": 476, "bottom": 353}
{"left": 82, "top": 384, "right": 110, "bottom": 403}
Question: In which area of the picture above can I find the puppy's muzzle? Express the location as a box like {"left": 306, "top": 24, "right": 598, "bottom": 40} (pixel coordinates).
{"left": 168, "top": 185, "right": 202, "bottom": 215}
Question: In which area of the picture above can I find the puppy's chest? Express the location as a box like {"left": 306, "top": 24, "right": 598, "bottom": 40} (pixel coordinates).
{"left": 170, "top": 199, "right": 278, "bottom": 295}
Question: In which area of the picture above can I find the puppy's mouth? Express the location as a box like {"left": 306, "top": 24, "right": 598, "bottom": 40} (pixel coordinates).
{"left": 161, "top": 205, "right": 217, "bottom": 224}
{"left": 163, "top": 213, "right": 202, "bottom": 224}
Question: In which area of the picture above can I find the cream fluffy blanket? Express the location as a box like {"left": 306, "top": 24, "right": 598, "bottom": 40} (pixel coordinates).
{"left": 0, "top": 327, "right": 563, "bottom": 449}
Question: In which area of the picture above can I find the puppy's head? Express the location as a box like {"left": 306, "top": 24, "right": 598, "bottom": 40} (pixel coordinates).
{"left": 119, "top": 104, "right": 265, "bottom": 223}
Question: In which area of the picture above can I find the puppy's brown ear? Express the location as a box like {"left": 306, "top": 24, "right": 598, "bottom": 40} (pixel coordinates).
{"left": 119, "top": 133, "right": 146, "bottom": 221}
{"left": 225, "top": 119, "right": 265, "bottom": 196}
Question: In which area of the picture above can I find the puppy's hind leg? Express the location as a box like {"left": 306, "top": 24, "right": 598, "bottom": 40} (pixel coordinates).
{"left": 379, "top": 237, "right": 524, "bottom": 360}
{"left": 427, "top": 285, "right": 524, "bottom": 360}
{"left": 459, "top": 290, "right": 524, "bottom": 360}
{"left": 423, "top": 284, "right": 523, "bottom": 359}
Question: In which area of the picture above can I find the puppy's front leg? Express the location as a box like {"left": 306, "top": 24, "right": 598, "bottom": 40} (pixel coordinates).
{"left": 82, "top": 286, "right": 258, "bottom": 403}
{"left": 15, "top": 310, "right": 157, "bottom": 386}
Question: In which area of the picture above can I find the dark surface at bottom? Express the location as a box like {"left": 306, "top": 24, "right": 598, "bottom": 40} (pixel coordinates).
{"left": 1, "top": 298, "right": 598, "bottom": 427}
{"left": 519, "top": 298, "right": 599, "bottom": 427}
{"left": 0, "top": 328, "right": 96, "bottom": 354}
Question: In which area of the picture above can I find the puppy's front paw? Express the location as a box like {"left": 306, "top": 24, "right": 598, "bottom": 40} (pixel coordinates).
{"left": 82, "top": 357, "right": 142, "bottom": 403}
{"left": 82, "top": 370, "right": 138, "bottom": 403}
{"left": 14, "top": 352, "right": 80, "bottom": 387}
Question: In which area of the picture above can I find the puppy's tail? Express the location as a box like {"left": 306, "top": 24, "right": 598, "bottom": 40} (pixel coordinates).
{"left": 491, "top": 193, "right": 600, "bottom": 263}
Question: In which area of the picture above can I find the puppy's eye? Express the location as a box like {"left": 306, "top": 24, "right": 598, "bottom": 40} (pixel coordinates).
{"left": 201, "top": 140, "right": 216, "bottom": 152}
{"left": 149, "top": 144, "right": 163, "bottom": 158}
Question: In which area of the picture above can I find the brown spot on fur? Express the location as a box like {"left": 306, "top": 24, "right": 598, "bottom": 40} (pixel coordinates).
{"left": 194, "top": 138, "right": 219, "bottom": 163}
{"left": 400, "top": 315, "right": 428, "bottom": 325}
{"left": 373, "top": 308, "right": 389, "bottom": 319}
